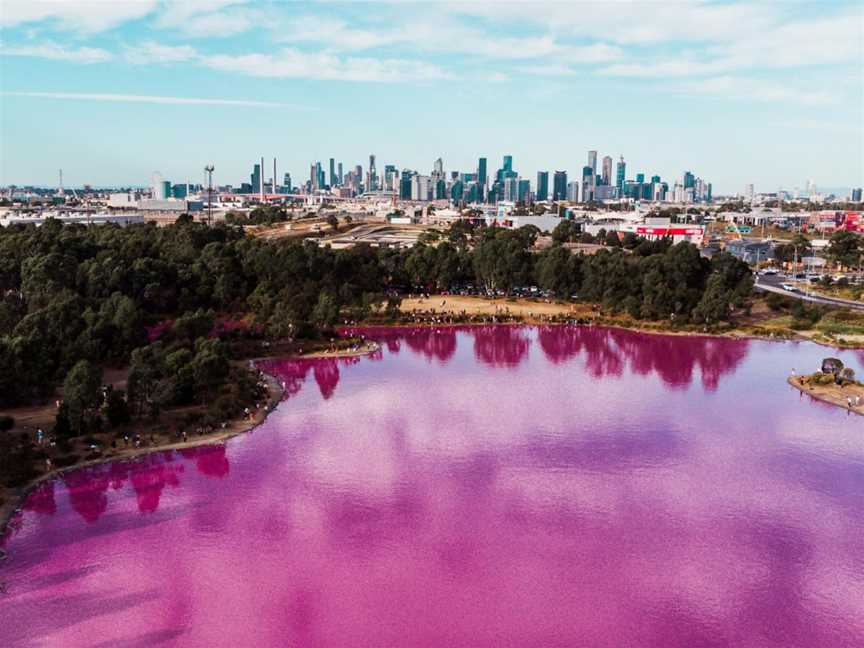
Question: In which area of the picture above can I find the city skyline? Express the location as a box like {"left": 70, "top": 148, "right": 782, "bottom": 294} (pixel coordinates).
{"left": 1, "top": 1, "right": 862, "bottom": 191}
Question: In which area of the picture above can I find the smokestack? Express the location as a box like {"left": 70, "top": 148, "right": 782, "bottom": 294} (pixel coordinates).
{"left": 260, "top": 156, "right": 265, "bottom": 200}
{"left": 273, "top": 157, "right": 277, "bottom": 195}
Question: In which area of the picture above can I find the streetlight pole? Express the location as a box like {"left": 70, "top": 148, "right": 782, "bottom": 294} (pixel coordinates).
{"left": 204, "top": 165, "right": 214, "bottom": 226}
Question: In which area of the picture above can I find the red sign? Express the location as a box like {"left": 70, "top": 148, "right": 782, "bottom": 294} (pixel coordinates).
{"left": 636, "top": 227, "right": 703, "bottom": 236}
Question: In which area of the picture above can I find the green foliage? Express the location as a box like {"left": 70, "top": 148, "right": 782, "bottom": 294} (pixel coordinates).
{"left": 104, "top": 387, "right": 131, "bottom": 427}
{"left": 312, "top": 292, "right": 340, "bottom": 330}
{"left": 0, "top": 218, "right": 756, "bottom": 409}
{"left": 59, "top": 359, "right": 103, "bottom": 437}
{"left": 826, "top": 231, "right": 863, "bottom": 268}
{"left": 551, "top": 220, "right": 580, "bottom": 244}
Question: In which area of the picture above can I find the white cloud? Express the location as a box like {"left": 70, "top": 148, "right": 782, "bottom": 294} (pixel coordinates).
{"left": 674, "top": 76, "right": 837, "bottom": 107}
{"left": 154, "top": 0, "right": 258, "bottom": 37}
{"left": 276, "top": 15, "right": 623, "bottom": 63}
{"left": 0, "top": 91, "right": 310, "bottom": 109}
{"left": 0, "top": 41, "right": 112, "bottom": 63}
{"left": 123, "top": 41, "right": 197, "bottom": 64}
{"left": 453, "top": 1, "right": 778, "bottom": 46}
{"left": 203, "top": 48, "right": 454, "bottom": 82}
{"left": 0, "top": 0, "right": 158, "bottom": 33}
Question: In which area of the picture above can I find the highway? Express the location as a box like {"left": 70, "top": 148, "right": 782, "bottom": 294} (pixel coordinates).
{"left": 754, "top": 274, "right": 864, "bottom": 311}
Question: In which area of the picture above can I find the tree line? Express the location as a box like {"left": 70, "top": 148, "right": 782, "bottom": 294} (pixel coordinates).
{"left": 0, "top": 217, "right": 753, "bottom": 415}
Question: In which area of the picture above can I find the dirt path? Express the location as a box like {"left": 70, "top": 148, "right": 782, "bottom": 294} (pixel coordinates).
{"left": 787, "top": 376, "right": 864, "bottom": 416}
{"left": 401, "top": 295, "right": 594, "bottom": 320}
{"left": 0, "top": 370, "right": 283, "bottom": 541}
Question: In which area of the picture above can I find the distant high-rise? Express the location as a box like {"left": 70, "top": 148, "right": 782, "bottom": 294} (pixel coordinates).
{"left": 315, "top": 161, "right": 324, "bottom": 192}
{"left": 309, "top": 164, "right": 317, "bottom": 191}
{"left": 503, "top": 155, "right": 513, "bottom": 174}
{"left": 616, "top": 156, "right": 626, "bottom": 191}
{"left": 433, "top": 157, "right": 444, "bottom": 177}
{"left": 283, "top": 173, "right": 292, "bottom": 192}
{"left": 582, "top": 166, "right": 595, "bottom": 202}
{"left": 337, "top": 162, "right": 343, "bottom": 185}
{"left": 478, "top": 157, "right": 487, "bottom": 200}
{"left": 536, "top": 171, "right": 549, "bottom": 201}
{"left": 553, "top": 171, "right": 568, "bottom": 201}
{"left": 852, "top": 187, "right": 863, "bottom": 202}
{"left": 368, "top": 154, "right": 377, "bottom": 191}
{"left": 683, "top": 171, "right": 695, "bottom": 189}
{"left": 250, "top": 163, "right": 261, "bottom": 195}
{"left": 566, "top": 181, "right": 580, "bottom": 202}
{"left": 601, "top": 156, "right": 613, "bottom": 186}
{"left": 588, "top": 150, "right": 598, "bottom": 176}
{"left": 329, "top": 158, "right": 336, "bottom": 187}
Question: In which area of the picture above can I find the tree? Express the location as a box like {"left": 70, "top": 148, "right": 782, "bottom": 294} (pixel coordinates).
{"left": 692, "top": 274, "right": 732, "bottom": 325}
{"left": 827, "top": 231, "right": 862, "bottom": 268}
{"left": 551, "top": 220, "right": 579, "bottom": 244}
{"left": 312, "top": 292, "right": 339, "bottom": 329}
{"left": 60, "top": 360, "right": 103, "bottom": 437}
{"left": 326, "top": 214, "right": 339, "bottom": 232}
{"left": 536, "top": 245, "right": 575, "bottom": 297}
{"left": 104, "top": 387, "right": 131, "bottom": 427}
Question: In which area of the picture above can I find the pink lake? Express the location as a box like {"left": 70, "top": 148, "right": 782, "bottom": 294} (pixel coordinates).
{"left": 2, "top": 326, "right": 864, "bottom": 647}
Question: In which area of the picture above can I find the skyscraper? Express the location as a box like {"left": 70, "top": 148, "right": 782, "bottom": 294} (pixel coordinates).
{"left": 329, "top": 158, "right": 336, "bottom": 187}
{"left": 588, "top": 150, "right": 598, "bottom": 175}
{"left": 337, "top": 162, "right": 343, "bottom": 185}
{"left": 616, "top": 156, "right": 626, "bottom": 191}
{"left": 368, "top": 154, "right": 377, "bottom": 191}
{"left": 601, "top": 156, "right": 613, "bottom": 186}
{"left": 553, "top": 171, "right": 568, "bottom": 201}
{"left": 582, "top": 166, "right": 595, "bottom": 203}
{"left": 536, "top": 171, "right": 549, "bottom": 201}
{"left": 433, "top": 157, "right": 444, "bottom": 177}
{"left": 683, "top": 171, "right": 695, "bottom": 189}
{"left": 251, "top": 163, "right": 261, "bottom": 194}
{"left": 503, "top": 155, "right": 513, "bottom": 174}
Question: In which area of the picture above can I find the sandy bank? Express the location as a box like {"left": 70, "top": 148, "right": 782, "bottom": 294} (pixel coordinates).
{"left": 787, "top": 376, "right": 864, "bottom": 416}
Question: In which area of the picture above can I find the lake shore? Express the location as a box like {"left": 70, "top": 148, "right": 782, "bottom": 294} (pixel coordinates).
{"left": 0, "top": 343, "right": 382, "bottom": 544}
{"left": 396, "top": 294, "right": 864, "bottom": 349}
{"left": 787, "top": 376, "right": 864, "bottom": 416}
{"left": 0, "top": 370, "right": 283, "bottom": 544}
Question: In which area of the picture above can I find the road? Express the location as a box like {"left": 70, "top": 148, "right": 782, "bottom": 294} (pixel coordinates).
{"left": 755, "top": 274, "right": 864, "bottom": 311}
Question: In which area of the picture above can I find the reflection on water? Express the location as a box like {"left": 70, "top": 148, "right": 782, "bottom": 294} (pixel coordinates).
{"left": 2, "top": 326, "right": 864, "bottom": 648}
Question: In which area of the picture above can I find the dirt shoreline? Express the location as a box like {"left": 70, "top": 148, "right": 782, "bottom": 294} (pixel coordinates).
{"left": 0, "top": 344, "right": 380, "bottom": 545}
{"left": 787, "top": 376, "right": 864, "bottom": 416}
{"left": 396, "top": 295, "right": 862, "bottom": 349}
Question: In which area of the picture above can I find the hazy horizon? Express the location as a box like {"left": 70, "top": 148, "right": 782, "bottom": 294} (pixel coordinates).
{"left": 1, "top": 1, "right": 862, "bottom": 193}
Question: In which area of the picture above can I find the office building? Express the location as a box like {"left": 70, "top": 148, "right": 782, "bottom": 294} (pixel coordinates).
{"left": 553, "top": 171, "right": 568, "bottom": 201}
{"left": 250, "top": 164, "right": 261, "bottom": 195}
{"left": 581, "top": 166, "right": 595, "bottom": 203}
{"left": 616, "top": 156, "right": 626, "bottom": 191}
{"left": 329, "top": 158, "right": 336, "bottom": 187}
{"left": 566, "top": 181, "right": 580, "bottom": 202}
{"left": 601, "top": 156, "right": 613, "bottom": 186}
{"left": 588, "top": 150, "right": 597, "bottom": 176}
{"left": 536, "top": 171, "right": 549, "bottom": 201}
{"left": 683, "top": 171, "right": 695, "bottom": 189}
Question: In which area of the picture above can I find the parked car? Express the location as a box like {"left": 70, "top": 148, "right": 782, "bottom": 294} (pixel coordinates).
{"left": 781, "top": 283, "right": 798, "bottom": 292}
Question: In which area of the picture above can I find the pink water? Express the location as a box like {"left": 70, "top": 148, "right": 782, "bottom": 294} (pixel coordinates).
{"left": 2, "top": 326, "right": 864, "bottom": 647}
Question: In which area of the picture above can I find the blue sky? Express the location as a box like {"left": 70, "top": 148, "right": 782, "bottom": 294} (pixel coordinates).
{"left": 0, "top": 0, "right": 861, "bottom": 194}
